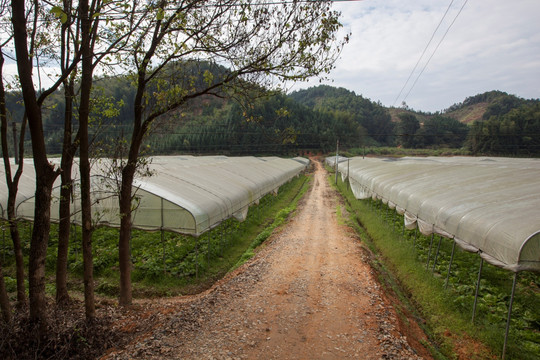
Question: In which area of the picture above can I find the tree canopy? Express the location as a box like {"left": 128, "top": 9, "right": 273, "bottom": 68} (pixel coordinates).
{"left": 2, "top": 0, "right": 349, "bottom": 324}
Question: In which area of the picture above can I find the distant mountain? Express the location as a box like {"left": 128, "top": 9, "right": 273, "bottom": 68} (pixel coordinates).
{"left": 443, "top": 90, "right": 538, "bottom": 124}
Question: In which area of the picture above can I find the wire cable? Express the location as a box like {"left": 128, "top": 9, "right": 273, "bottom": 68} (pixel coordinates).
{"left": 392, "top": 0, "right": 455, "bottom": 107}
{"left": 401, "top": 0, "right": 469, "bottom": 104}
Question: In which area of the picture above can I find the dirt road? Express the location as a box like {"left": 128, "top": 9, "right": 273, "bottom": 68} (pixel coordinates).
{"left": 105, "top": 159, "right": 431, "bottom": 359}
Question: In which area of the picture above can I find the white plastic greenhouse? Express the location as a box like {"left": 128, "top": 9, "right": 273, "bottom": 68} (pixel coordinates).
{"left": 324, "top": 155, "right": 348, "bottom": 168}
{"left": 1, "top": 156, "right": 308, "bottom": 236}
{"left": 337, "top": 156, "right": 540, "bottom": 273}
{"left": 335, "top": 156, "right": 540, "bottom": 358}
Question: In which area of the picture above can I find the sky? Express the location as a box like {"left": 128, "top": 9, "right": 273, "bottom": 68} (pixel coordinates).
{"left": 4, "top": 0, "right": 539, "bottom": 114}
{"left": 290, "top": 0, "right": 540, "bottom": 113}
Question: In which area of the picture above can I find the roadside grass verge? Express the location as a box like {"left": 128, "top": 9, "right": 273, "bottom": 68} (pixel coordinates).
{"left": 0, "top": 172, "right": 310, "bottom": 300}
{"left": 330, "top": 172, "right": 540, "bottom": 360}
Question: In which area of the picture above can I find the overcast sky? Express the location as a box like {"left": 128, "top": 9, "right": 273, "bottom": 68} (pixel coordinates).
{"left": 290, "top": 0, "right": 540, "bottom": 113}
{"left": 5, "top": 0, "right": 539, "bottom": 114}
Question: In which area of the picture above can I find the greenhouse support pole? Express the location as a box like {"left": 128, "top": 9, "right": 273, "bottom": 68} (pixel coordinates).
{"left": 161, "top": 229, "right": 166, "bottom": 274}
{"left": 161, "top": 198, "right": 166, "bottom": 274}
{"left": 220, "top": 225, "right": 224, "bottom": 257}
{"left": 445, "top": 241, "right": 457, "bottom": 289}
{"left": 426, "top": 234, "right": 435, "bottom": 269}
{"left": 195, "top": 236, "right": 199, "bottom": 279}
{"left": 256, "top": 201, "right": 259, "bottom": 222}
{"left": 432, "top": 236, "right": 443, "bottom": 273}
{"left": 472, "top": 257, "right": 484, "bottom": 323}
{"left": 207, "top": 233, "right": 210, "bottom": 262}
{"left": 223, "top": 221, "right": 228, "bottom": 249}
{"left": 502, "top": 272, "right": 518, "bottom": 360}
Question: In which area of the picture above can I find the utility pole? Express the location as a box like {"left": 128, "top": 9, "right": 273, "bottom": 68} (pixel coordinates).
{"left": 12, "top": 122, "right": 18, "bottom": 164}
{"left": 347, "top": 158, "right": 350, "bottom": 190}
{"left": 335, "top": 139, "right": 339, "bottom": 185}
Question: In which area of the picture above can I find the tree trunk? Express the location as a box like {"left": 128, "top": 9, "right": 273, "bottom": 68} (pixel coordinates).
{"left": 0, "top": 257, "right": 12, "bottom": 324}
{"left": 78, "top": 0, "right": 95, "bottom": 320}
{"left": 56, "top": 78, "right": 76, "bottom": 306}
{"left": 56, "top": 161, "right": 73, "bottom": 305}
{"left": 7, "top": 200, "right": 26, "bottom": 308}
{"left": 12, "top": 0, "right": 59, "bottom": 333}
{"left": 29, "top": 172, "right": 56, "bottom": 331}
{"left": 118, "top": 164, "right": 135, "bottom": 306}
{"left": 0, "top": 51, "right": 27, "bottom": 308}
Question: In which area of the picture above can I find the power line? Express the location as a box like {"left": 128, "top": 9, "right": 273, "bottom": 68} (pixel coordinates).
{"left": 400, "top": 0, "right": 469, "bottom": 105}
{"left": 0, "top": 0, "right": 364, "bottom": 25}
{"left": 392, "top": 0, "right": 456, "bottom": 107}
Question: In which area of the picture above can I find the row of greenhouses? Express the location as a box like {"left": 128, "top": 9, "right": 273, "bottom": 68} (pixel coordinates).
{"left": 328, "top": 155, "right": 540, "bottom": 358}
{"left": 1, "top": 156, "right": 309, "bottom": 236}
{"left": 330, "top": 156, "right": 540, "bottom": 273}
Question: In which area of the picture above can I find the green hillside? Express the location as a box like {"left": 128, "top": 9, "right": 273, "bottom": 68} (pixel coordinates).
{"left": 5, "top": 69, "right": 539, "bottom": 157}
{"left": 289, "top": 85, "right": 394, "bottom": 146}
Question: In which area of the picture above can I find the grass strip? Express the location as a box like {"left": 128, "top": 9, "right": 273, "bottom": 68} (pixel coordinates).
{"left": 330, "top": 172, "right": 516, "bottom": 360}
{"left": 0, "top": 173, "right": 312, "bottom": 300}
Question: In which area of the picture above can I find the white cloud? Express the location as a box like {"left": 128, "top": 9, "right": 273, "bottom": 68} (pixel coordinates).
{"left": 4, "top": 0, "right": 539, "bottom": 113}
{"left": 292, "top": 0, "right": 540, "bottom": 112}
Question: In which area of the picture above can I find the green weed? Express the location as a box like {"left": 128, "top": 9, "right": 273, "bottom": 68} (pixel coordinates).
{"left": 331, "top": 173, "right": 540, "bottom": 360}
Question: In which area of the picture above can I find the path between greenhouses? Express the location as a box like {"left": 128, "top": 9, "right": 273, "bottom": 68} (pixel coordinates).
{"left": 103, "top": 159, "right": 432, "bottom": 359}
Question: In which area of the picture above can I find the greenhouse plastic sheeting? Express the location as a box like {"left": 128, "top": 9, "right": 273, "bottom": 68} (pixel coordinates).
{"left": 324, "top": 155, "right": 348, "bottom": 168}
{"left": 337, "top": 156, "right": 540, "bottom": 273}
{"left": 1, "top": 156, "right": 308, "bottom": 236}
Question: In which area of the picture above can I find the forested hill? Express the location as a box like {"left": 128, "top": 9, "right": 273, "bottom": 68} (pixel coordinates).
{"left": 291, "top": 87, "right": 538, "bottom": 128}
{"left": 291, "top": 86, "right": 540, "bottom": 155}
{"left": 289, "top": 85, "right": 394, "bottom": 146}
{"left": 443, "top": 90, "right": 538, "bottom": 123}
{"left": 5, "top": 76, "right": 540, "bottom": 156}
